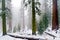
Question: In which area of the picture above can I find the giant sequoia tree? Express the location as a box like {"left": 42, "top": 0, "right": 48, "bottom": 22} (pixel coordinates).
{"left": 2, "top": 0, "right": 7, "bottom": 35}
{"left": 52, "top": 0, "right": 59, "bottom": 30}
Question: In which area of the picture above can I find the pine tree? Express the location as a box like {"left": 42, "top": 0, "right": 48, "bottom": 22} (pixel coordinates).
{"left": 38, "top": 13, "right": 48, "bottom": 34}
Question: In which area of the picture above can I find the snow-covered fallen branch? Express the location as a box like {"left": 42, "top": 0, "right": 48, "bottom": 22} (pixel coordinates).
{"left": 0, "top": 35, "right": 27, "bottom": 40}
{"left": 45, "top": 32, "right": 56, "bottom": 39}
{"left": 7, "top": 33, "right": 45, "bottom": 40}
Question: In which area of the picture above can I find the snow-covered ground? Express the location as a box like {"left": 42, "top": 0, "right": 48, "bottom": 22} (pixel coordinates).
{"left": 0, "top": 27, "right": 60, "bottom": 40}
{"left": 43, "top": 26, "right": 60, "bottom": 40}
{"left": 7, "top": 26, "right": 60, "bottom": 40}
{"left": 7, "top": 33, "right": 46, "bottom": 40}
{"left": 0, "top": 35, "right": 27, "bottom": 40}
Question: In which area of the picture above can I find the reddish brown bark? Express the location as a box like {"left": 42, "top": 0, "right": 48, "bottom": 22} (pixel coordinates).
{"left": 52, "top": 0, "right": 59, "bottom": 30}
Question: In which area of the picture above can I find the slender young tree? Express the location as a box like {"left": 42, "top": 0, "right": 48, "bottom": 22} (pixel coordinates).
{"left": 32, "top": 0, "right": 36, "bottom": 35}
{"left": 2, "top": 0, "right": 7, "bottom": 35}
{"left": 24, "top": 0, "right": 41, "bottom": 35}
{"left": 52, "top": 0, "right": 59, "bottom": 30}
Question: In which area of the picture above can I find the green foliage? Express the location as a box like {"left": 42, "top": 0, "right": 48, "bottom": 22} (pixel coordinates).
{"left": 38, "top": 21, "right": 44, "bottom": 34}
{"left": 24, "top": 0, "right": 41, "bottom": 15}
{"left": 35, "top": 1, "right": 41, "bottom": 15}
{"left": 35, "top": 6, "right": 41, "bottom": 15}
{"left": 38, "top": 13, "right": 48, "bottom": 34}
{"left": 0, "top": 8, "right": 11, "bottom": 17}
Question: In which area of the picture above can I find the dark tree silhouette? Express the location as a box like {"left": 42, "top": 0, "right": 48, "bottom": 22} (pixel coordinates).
{"left": 2, "top": 0, "right": 7, "bottom": 35}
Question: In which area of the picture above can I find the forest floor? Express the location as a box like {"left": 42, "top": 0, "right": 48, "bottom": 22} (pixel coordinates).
{"left": 0, "top": 35, "right": 27, "bottom": 40}
{"left": 0, "top": 26, "right": 60, "bottom": 40}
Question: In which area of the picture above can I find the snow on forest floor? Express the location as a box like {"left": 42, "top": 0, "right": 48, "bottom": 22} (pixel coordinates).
{"left": 0, "top": 27, "right": 60, "bottom": 40}
{"left": 43, "top": 26, "right": 60, "bottom": 40}
{"left": 0, "top": 31, "right": 60, "bottom": 40}
{"left": 7, "top": 27, "right": 60, "bottom": 40}
{"left": 0, "top": 35, "right": 27, "bottom": 40}
{"left": 7, "top": 33, "right": 46, "bottom": 40}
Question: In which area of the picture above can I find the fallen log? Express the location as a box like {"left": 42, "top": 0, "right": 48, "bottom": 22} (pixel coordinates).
{"left": 45, "top": 32, "right": 56, "bottom": 39}
{"left": 7, "top": 34, "right": 45, "bottom": 40}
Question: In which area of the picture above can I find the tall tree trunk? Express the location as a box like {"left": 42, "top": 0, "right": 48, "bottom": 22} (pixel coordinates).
{"left": 2, "top": 0, "right": 7, "bottom": 35}
{"left": 32, "top": 0, "right": 36, "bottom": 35}
{"left": 52, "top": 0, "right": 59, "bottom": 30}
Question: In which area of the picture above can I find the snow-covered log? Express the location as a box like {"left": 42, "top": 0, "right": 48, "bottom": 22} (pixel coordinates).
{"left": 7, "top": 33, "right": 45, "bottom": 40}
{"left": 45, "top": 32, "right": 56, "bottom": 39}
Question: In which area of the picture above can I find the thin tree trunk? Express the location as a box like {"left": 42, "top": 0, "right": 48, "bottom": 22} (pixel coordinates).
{"left": 32, "top": 0, "right": 36, "bottom": 35}
{"left": 52, "top": 0, "right": 59, "bottom": 30}
{"left": 8, "top": 19, "right": 12, "bottom": 32}
{"left": 2, "top": 0, "right": 7, "bottom": 35}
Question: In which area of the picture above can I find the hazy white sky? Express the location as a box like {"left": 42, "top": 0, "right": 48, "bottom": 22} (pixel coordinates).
{"left": 11, "top": 0, "right": 28, "bottom": 16}
{"left": 11, "top": 0, "right": 22, "bottom": 27}
{"left": 11, "top": 0, "right": 21, "bottom": 8}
